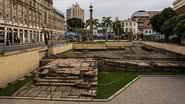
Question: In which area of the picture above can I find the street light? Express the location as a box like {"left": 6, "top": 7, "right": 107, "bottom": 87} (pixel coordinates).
{"left": 89, "top": 2, "right": 94, "bottom": 42}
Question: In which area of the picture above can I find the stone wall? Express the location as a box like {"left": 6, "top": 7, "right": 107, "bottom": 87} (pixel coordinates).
{"left": 142, "top": 42, "right": 185, "bottom": 57}
{"left": 0, "top": 50, "right": 41, "bottom": 88}
{"left": 48, "top": 43, "right": 73, "bottom": 55}
{"left": 73, "top": 43, "right": 106, "bottom": 50}
{"left": 73, "top": 42, "right": 133, "bottom": 50}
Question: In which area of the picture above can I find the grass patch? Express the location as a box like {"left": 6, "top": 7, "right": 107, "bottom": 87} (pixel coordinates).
{"left": 96, "top": 71, "right": 138, "bottom": 99}
{"left": 0, "top": 75, "right": 34, "bottom": 96}
{"left": 96, "top": 71, "right": 185, "bottom": 99}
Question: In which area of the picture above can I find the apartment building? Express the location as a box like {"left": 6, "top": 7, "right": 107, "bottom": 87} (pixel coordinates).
{"left": 0, "top": 0, "right": 65, "bottom": 46}
{"left": 131, "top": 10, "right": 160, "bottom": 36}
{"left": 173, "top": 0, "right": 185, "bottom": 14}
{"left": 66, "top": 3, "right": 84, "bottom": 21}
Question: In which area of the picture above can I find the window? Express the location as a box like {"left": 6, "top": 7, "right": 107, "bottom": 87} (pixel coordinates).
{"left": 125, "top": 28, "right": 128, "bottom": 32}
{"left": 19, "top": 30, "right": 23, "bottom": 43}
{"left": 0, "top": 31, "right": 4, "bottom": 43}
{"left": 40, "top": 33, "right": 43, "bottom": 42}
{"left": 126, "top": 23, "right": 128, "bottom": 26}
{"left": 24, "top": 30, "right": 28, "bottom": 43}
{"left": 146, "top": 30, "right": 148, "bottom": 33}
{"left": 149, "top": 30, "right": 151, "bottom": 34}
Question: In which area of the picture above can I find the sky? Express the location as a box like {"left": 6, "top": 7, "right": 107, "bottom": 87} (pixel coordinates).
{"left": 53, "top": 0, "right": 174, "bottom": 20}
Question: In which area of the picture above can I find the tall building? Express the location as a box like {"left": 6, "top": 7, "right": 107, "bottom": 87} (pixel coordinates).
{"left": 66, "top": 3, "right": 85, "bottom": 21}
{"left": 173, "top": 0, "right": 185, "bottom": 14}
{"left": 0, "top": 0, "right": 65, "bottom": 46}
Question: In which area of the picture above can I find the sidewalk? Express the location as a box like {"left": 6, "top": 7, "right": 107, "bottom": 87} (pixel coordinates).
{"left": 1, "top": 76, "right": 185, "bottom": 104}
{"left": 142, "top": 41, "right": 185, "bottom": 56}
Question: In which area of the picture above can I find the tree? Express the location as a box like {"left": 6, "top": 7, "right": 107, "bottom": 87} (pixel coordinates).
{"left": 174, "top": 19, "right": 185, "bottom": 44}
{"left": 79, "top": 28, "right": 89, "bottom": 42}
{"left": 162, "top": 16, "right": 179, "bottom": 40}
{"left": 150, "top": 14, "right": 161, "bottom": 32}
{"left": 67, "top": 18, "right": 85, "bottom": 32}
{"left": 101, "top": 17, "right": 113, "bottom": 41}
{"left": 162, "top": 14, "right": 185, "bottom": 41}
{"left": 86, "top": 18, "right": 100, "bottom": 28}
{"left": 150, "top": 7, "right": 177, "bottom": 40}
{"left": 112, "top": 20, "right": 123, "bottom": 41}
{"left": 101, "top": 17, "right": 113, "bottom": 33}
{"left": 160, "top": 7, "right": 177, "bottom": 22}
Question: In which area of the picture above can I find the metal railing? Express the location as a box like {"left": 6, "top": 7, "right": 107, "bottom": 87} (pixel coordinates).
{"left": 0, "top": 43, "right": 46, "bottom": 54}
{"left": 0, "top": 40, "right": 68, "bottom": 55}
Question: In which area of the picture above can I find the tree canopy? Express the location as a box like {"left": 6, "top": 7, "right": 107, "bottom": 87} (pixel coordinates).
{"left": 150, "top": 7, "right": 177, "bottom": 34}
{"left": 101, "top": 17, "right": 113, "bottom": 27}
{"left": 86, "top": 18, "right": 100, "bottom": 28}
{"left": 161, "top": 16, "right": 179, "bottom": 38}
{"left": 150, "top": 14, "right": 162, "bottom": 32}
{"left": 174, "top": 19, "right": 185, "bottom": 38}
{"left": 112, "top": 20, "right": 124, "bottom": 36}
{"left": 67, "top": 18, "right": 85, "bottom": 32}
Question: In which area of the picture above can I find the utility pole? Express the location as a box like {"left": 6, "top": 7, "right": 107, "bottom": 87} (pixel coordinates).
{"left": 89, "top": 3, "right": 93, "bottom": 42}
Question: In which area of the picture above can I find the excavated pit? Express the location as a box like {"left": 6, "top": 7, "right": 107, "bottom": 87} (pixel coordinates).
{"left": 13, "top": 42, "right": 185, "bottom": 100}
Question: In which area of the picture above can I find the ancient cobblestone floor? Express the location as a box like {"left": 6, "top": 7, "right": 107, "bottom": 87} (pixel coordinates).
{"left": 1, "top": 76, "right": 185, "bottom": 104}
{"left": 13, "top": 59, "right": 97, "bottom": 100}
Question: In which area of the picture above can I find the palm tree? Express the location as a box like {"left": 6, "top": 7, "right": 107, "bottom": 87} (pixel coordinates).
{"left": 113, "top": 20, "right": 123, "bottom": 41}
{"left": 101, "top": 17, "right": 113, "bottom": 41}
{"left": 86, "top": 18, "right": 100, "bottom": 28}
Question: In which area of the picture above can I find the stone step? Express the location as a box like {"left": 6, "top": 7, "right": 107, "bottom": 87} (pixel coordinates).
{"left": 75, "top": 82, "right": 97, "bottom": 89}
{"left": 45, "top": 76, "right": 80, "bottom": 80}
{"left": 56, "top": 70, "right": 80, "bottom": 75}
{"left": 35, "top": 78, "right": 84, "bottom": 83}
{"left": 35, "top": 82, "right": 75, "bottom": 86}
{"left": 81, "top": 90, "right": 96, "bottom": 97}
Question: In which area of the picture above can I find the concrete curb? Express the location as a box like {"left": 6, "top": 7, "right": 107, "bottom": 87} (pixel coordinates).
{"left": 0, "top": 76, "right": 141, "bottom": 102}
{"left": 141, "top": 75, "right": 185, "bottom": 77}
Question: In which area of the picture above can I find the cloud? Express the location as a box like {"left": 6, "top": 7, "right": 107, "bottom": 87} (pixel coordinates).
{"left": 53, "top": 0, "right": 174, "bottom": 20}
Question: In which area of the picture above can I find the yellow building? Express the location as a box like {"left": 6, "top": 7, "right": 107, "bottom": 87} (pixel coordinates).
{"left": 173, "top": 0, "right": 185, "bottom": 14}
{"left": 66, "top": 3, "right": 85, "bottom": 21}
{"left": 0, "top": 0, "right": 65, "bottom": 46}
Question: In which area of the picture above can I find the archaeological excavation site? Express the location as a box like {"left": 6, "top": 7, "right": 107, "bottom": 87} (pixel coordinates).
{"left": 2, "top": 42, "right": 185, "bottom": 100}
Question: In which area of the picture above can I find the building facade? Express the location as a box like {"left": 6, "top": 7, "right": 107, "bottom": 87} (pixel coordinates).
{"left": 131, "top": 10, "right": 160, "bottom": 35}
{"left": 173, "top": 0, "right": 185, "bottom": 14}
{"left": 66, "top": 3, "right": 85, "bottom": 21}
{"left": 121, "top": 19, "right": 138, "bottom": 35}
{"left": 0, "top": 0, "right": 65, "bottom": 46}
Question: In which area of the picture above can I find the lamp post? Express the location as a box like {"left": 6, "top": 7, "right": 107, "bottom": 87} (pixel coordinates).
{"left": 89, "top": 3, "right": 93, "bottom": 41}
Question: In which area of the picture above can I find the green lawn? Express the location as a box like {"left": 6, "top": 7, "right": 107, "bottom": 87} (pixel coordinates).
{"left": 0, "top": 75, "right": 33, "bottom": 96}
{"left": 96, "top": 71, "right": 139, "bottom": 99}
{"left": 96, "top": 71, "right": 185, "bottom": 99}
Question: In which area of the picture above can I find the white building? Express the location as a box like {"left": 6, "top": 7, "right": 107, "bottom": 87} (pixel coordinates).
{"left": 121, "top": 19, "right": 138, "bottom": 35}
{"left": 143, "top": 29, "right": 157, "bottom": 36}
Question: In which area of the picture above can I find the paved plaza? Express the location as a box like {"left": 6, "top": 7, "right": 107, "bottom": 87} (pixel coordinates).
{"left": 1, "top": 76, "right": 185, "bottom": 104}
{"left": 142, "top": 41, "right": 185, "bottom": 56}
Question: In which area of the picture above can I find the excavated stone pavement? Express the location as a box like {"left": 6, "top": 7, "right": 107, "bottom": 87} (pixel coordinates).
{"left": 1, "top": 76, "right": 185, "bottom": 104}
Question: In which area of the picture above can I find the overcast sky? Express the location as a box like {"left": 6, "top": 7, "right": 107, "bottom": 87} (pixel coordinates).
{"left": 53, "top": 0, "right": 174, "bottom": 20}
